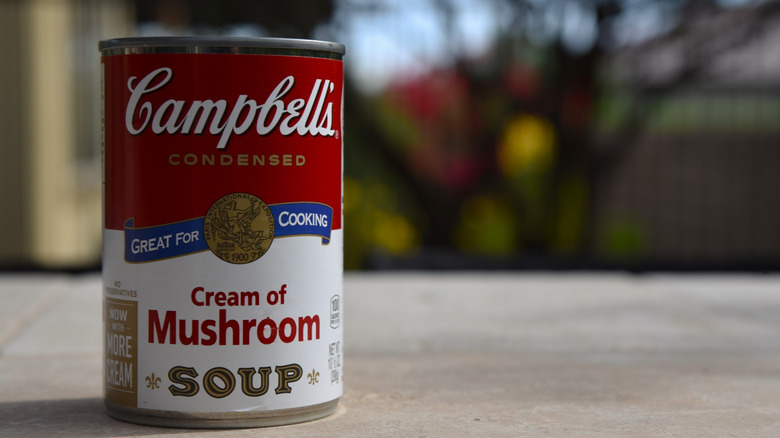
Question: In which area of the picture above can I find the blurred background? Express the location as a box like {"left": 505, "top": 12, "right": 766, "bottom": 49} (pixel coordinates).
{"left": 1, "top": 0, "right": 779, "bottom": 271}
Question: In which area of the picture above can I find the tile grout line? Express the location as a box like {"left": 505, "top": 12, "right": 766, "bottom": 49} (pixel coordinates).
{"left": 0, "top": 281, "right": 63, "bottom": 352}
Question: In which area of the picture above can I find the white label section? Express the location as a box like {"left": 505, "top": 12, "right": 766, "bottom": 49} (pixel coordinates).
{"left": 103, "top": 229, "right": 343, "bottom": 412}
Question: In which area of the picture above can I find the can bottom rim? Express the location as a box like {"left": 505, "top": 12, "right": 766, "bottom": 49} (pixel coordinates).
{"left": 105, "top": 398, "right": 340, "bottom": 429}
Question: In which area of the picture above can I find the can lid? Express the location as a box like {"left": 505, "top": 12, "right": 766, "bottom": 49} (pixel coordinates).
{"left": 99, "top": 37, "right": 345, "bottom": 58}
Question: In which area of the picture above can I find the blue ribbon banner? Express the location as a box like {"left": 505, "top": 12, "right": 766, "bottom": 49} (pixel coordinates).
{"left": 270, "top": 202, "right": 333, "bottom": 244}
{"left": 124, "top": 202, "right": 334, "bottom": 263}
{"left": 124, "top": 217, "right": 208, "bottom": 263}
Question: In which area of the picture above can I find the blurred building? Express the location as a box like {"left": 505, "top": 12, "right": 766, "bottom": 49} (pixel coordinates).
{"left": 0, "top": 0, "right": 132, "bottom": 268}
{"left": 595, "top": 2, "right": 780, "bottom": 267}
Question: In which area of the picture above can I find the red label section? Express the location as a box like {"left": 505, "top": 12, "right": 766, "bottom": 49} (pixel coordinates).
{"left": 102, "top": 53, "right": 343, "bottom": 231}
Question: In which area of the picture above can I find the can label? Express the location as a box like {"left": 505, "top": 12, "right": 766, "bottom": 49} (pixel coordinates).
{"left": 102, "top": 52, "right": 343, "bottom": 413}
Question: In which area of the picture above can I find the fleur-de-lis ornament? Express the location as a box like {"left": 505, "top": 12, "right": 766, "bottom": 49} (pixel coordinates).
{"left": 307, "top": 369, "right": 319, "bottom": 385}
{"left": 145, "top": 373, "right": 161, "bottom": 389}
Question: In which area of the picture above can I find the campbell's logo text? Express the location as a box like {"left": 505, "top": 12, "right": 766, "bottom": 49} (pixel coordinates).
{"left": 125, "top": 67, "right": 338, "bottom": 149}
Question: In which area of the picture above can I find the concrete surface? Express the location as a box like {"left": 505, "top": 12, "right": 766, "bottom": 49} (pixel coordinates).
{"left": 2, "top": 272, "right": 780, "bottom": 436}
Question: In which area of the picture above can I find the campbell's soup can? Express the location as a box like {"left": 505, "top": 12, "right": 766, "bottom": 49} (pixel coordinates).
{"left": 99, "top": 37, "right": 344, "bottom": 428}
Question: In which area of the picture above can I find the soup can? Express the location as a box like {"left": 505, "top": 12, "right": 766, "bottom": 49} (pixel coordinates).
{"left": 99, "top": 37, "right": 344, "bottom": 428}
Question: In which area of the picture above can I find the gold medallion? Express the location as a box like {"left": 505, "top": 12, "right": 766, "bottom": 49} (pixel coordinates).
{"left": 203, "top": 193, "right": 275, "bottom": 264}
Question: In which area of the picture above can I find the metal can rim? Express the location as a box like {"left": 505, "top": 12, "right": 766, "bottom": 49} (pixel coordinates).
{"left": 99, "top": 36, "right": 345, "bottom": 59}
